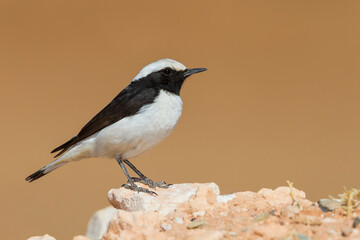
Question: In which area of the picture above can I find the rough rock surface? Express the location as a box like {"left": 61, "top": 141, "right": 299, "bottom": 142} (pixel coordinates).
{"left": 28, "top": 183, "right": 360, "bottom": 240}
{"left": 86, "top": 206, "right": 117, "bottom": 239}
{"left": 27, "top": 234, "right": 56, "bottom": 240}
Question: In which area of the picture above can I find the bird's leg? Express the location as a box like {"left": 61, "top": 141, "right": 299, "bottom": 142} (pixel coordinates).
{"left": 123, "top": 159, "right": 171, "bottom": 189}
{"left": 115, "top": 155, "right": 157, "bottom": 195}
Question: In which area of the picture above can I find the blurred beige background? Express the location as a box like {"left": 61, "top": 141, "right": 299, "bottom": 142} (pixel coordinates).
{"left": 1, "top": 0, "right": 360, "bottom": 239}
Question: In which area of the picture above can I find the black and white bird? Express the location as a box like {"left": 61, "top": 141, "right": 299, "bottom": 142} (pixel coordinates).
{"left": 25, "top": 58, "right": 207, "bottom": 194}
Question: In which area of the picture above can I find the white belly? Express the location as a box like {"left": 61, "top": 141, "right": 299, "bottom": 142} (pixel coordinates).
{"left": 91, "top": 90, "right": 183, "bottom": 159}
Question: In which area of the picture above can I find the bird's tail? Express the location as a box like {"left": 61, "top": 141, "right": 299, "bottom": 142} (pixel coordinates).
{"left": 25, "top": 159, "right": 68, "bottom": 182}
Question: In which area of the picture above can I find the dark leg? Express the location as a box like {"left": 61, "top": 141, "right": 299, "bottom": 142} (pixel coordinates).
{"left": 123, "top": 159, "right": 146, "bottom": 179}
{"left": 115, "top": 155, "right": 156, "bottom": 195}
{"left": 123, "top": 159, "right": 171, "bottom": 189}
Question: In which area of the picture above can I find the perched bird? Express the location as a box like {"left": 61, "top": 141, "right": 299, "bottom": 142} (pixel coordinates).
{"left": 25, "top": 58, "right": 207, "bottom": 194}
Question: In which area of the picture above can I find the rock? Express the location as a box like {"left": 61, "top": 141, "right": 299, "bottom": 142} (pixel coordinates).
{"left": 103, "top": 183, "right": 315, "bottom": 239}
{"left": 295, "top": 233, "right": 312, "bottom": 240}
{"left": 73, "top": 236, "right": 91, "bottom": 240}
{"left": 184, "top": 230, "right": 224, "bottom": 240}
{"left": 27, "top": 183, "right": 360, "bottom": 240}
{"left": 253, "top": 223, "right": 288, "bottom": 238}
{"left": 318, "top": 199, "right": 342, "bottom": 212}
{"left": 187, "top": 219, "right": 207, "bottom": 229}
{"left": 228, "top": 191, "right": 269, "bottom": 212}
{"left": 342, "top": 226, "right": 353, "bottom": 236}
{"left": 353, "top": 216, "right": 360, "bottom": 228}
{"left": 292, "top": 215, "right": 322, "bottom": 226}
{"left": 280, "top": 205, "right": 301, "bottom": 218}
{"left": 258, "top": 187, "right": 312, "bottom": 207}
{"left": 28, "top": 234, "right": 90, "bottom": 240}
{"left": 253, "top": 212, "right": 272, "bottom": 222}
{"left": 27, "top": 234, "right": 56, "bottom": 240}
{"left": 107, "top": 183, "right": 212, "bottom": 215}
{"left": 173, "top": 217, "right": 184, "bottom": 224}
{"left": 192, "top": 210, "right": 206, "bottom": 218}
{"left": 85, "top": 206, "right": 117, "bottom": 240}
{"left": 216, "top": 193, "right": 235, "bottom": 203}
{"left": 160, "top": 223, "right": 172, "bottom": 231}
{"left": 103, "top": 210, "right": 165, "bottom": 240}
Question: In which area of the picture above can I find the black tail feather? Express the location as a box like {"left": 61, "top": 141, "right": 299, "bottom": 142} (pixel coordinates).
{"left": 53, "top": 148, "right": 68, "bottom": 158}
{"left": 51, "top": 136, "right": 77, "bottom": 158}
{"left": 25, "top": 169, "right": 48, "bottom": 182}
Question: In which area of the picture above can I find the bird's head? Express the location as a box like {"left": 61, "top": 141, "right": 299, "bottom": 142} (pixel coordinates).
{"left": 132, "top": 59, "right": 207, "bottom": 95}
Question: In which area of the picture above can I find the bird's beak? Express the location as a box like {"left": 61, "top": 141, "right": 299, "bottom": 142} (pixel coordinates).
{"left": 183, "top": 68, "right": 207, "bottom": 78}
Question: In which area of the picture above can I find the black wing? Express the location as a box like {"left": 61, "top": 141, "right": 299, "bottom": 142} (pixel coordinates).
{"left": 51, "top": 82, "right": 158, "bottom": 157}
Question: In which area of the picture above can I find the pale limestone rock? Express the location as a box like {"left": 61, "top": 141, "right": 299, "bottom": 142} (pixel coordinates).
{"left": 341, "top": 226, "right": 353, "bottom": 237}
{"left": 253, "top": 223, "right": 289, "bottom": 238}
{"left": 216, "top": 193, "right": 235, "bottom": 203}
{"left": 107, "top": 183, "right": 218, "bottom": 216}
{"left": 103, "top": 210, "right": 165, "bottom": 240}
{"left": 86, "top": 206, "right": 117, "bottom": 240}
{"left": 184, "top": 230, "right": 225, "bottom": 240}
{"left": 173, "top": 217, "right": 184, "bottom": 224}
{"left": 28, "top": 234, "right": 90, "bottom": 240}
{"left": 160, "top": 223, "right": 172, "bottom": 231}
{"left": 27, "top": 234, "right": 56, "bottom": 240}
{"left": 103, "top": 183, "right": 221, "bottom": 239}
{"left": 228, "top": 191, "right": 270, "bottom": 212}
{"left": 192, "top": 210, "right": 206, "bottom": 218}
{"left": 33, "top": 183, "right": 353, "bottom": 239}
{"left": 73, "top": 236, "right": 91, "bottom": 240}
{"left": 258, "top": 186, "right": 312, "bottom": 207}
{"left": 259, "top": 187, "right": 293, "bottom": 204}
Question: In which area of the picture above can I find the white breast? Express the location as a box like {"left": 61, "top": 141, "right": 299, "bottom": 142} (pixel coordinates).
{"left": 92, "top": 90, "right": 183, "bottom": 159}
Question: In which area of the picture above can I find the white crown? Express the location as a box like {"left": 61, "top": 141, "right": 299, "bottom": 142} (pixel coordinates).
{"left": 132, "top": 59, "right": 187, "bottom": 81}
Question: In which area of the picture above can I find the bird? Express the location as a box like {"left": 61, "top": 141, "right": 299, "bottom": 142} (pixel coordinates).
{"left": 25, "top": 58, "right": 207, "bottom": 195}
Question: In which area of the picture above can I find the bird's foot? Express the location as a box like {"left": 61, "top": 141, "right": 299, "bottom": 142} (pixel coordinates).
{"left": 121, "top": 183, "right": 157, "bottom": 196}
{"left": 130, "top": 177, "right": 172, "bottom": 190}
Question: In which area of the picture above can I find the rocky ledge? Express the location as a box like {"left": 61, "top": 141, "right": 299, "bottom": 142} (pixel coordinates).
{"left": 28, "top": 183, "right": 360, "bottom": 240}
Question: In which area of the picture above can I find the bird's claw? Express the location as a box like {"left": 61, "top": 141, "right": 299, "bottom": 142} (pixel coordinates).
{"left": 121, "top": 183, "right": 157, "bottom": 196}
{"left": 128, "top": 177, "right": 172, "bottom": 189}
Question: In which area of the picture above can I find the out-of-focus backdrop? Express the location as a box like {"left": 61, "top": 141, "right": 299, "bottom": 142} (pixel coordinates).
{"left": 1, "top": 1, "right": 360, "bottom": 239}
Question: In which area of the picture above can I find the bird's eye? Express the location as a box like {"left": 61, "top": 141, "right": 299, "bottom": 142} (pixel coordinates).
{"left": 162, "top": 68, "right": 172, "bottom": 76}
